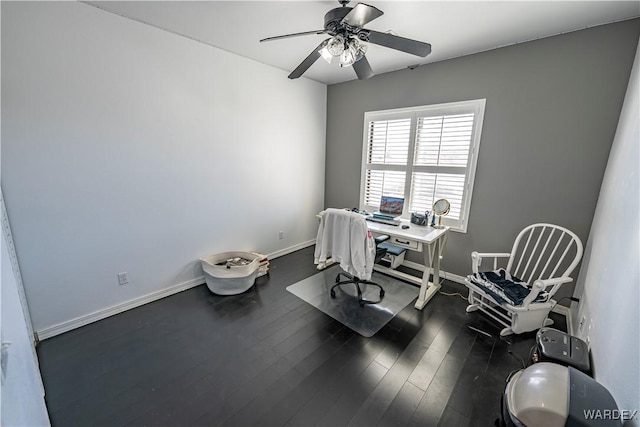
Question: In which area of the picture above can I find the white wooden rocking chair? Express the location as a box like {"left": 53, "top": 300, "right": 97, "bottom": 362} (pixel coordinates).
{"left": 464, "top": 223, "right": 583, "bottom": 336}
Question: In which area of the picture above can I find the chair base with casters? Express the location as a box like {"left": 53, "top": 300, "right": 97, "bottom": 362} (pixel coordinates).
{"left": 330, "top": 234, "right": 389, "bottom": 306}
{"left": 331, "top": 271, "right": 386, "bottom": 306}
{"left": 463, "top": 223, "right": 583, "bottom": 336}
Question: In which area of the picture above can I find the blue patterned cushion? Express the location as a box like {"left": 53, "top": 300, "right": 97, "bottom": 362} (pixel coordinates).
{"left": 467, "top": 268, "right": 549, "bottom": 306}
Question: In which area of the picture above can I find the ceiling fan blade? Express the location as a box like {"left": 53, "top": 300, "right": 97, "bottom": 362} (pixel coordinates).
{"left": 366, "top": 30, "right": 431, "bottom": 57}
{"left": 288, "top": 39, "right": 330, "bottom": 79}
{"left": 353, "top": 56, "right": 374, "bottom": 80}
{"left": 260, "top": 30, "right": 326, "bottom": 43}
{"left": 342, "top": 3, "right": 383, "bottom": 28}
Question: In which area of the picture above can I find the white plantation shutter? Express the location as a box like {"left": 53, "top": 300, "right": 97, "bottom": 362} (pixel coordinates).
{"left": 363, "top": 170, "right": 406, "bottom": 208}
{"left": 361, "top": 100, "right": 485, "bottom": 232}
{"left": 367, "top": 118, "right": 411, "bottom": 165}
{"left": 410, "top": 173, "right": 465, "bottom": 219}
{"left": 364, "top": 117, "right": 410, "bottom": 207}
{"left": 414, "top": 114, "right": 474, "bottom": 167}
{"left": 410, "top": 172, "right": 436, "bottom": 213}
{"left": 410, "top": 113, "right": 475, "bottom": 220}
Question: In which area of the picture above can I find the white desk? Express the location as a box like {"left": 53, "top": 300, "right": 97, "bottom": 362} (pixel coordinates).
{"left": 366, "top": 219, "right": 448, "bottom": 310}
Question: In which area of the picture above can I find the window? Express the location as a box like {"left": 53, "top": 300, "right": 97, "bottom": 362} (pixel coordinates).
{"left": 360, "top": 99, "right": 486, "bottom": 232}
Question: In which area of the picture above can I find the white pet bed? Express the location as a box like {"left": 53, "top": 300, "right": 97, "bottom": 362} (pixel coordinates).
{"left": 200, "top": 251, "right": 261, "bottom": 295}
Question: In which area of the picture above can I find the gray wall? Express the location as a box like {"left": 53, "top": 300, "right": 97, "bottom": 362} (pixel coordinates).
{"left": 325, "top": 19, "right": 640, "bottom": 301}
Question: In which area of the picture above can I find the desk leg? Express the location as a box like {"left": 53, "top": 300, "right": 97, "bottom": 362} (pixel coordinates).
{"left": 414, "top": 235, "right": 442, "bottom": 310}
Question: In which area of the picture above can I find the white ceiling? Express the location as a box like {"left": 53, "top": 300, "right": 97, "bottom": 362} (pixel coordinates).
{"left": 87, "top": 1, "right": 640, "bottom": 85}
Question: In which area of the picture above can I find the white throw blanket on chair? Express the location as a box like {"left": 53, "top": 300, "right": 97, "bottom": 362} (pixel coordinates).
{"left": 314, "top": 208, "right": 375, "bottom": 280}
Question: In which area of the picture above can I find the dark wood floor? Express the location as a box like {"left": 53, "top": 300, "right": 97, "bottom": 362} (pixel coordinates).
{"left": 37, "top": 245, "right": 564, "bottom": 427}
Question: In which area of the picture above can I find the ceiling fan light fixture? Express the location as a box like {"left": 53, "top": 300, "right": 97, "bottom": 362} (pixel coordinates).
{"left": 339, "top": 48, "right": 355, "bottom": 67}
{"left": 339, "top": 38, "right": 367, "bottom": 67}
{"left": 326, "top": 35, "right": 345, "bottom": 56}
{"left": 261, "top": 1, "right": 432, "bottom": 79}
{"left": 349, "top": 38, "right": 367, "bottom": 62}
{"left": 319, "top": 45, "right": 333, "bottom": 63}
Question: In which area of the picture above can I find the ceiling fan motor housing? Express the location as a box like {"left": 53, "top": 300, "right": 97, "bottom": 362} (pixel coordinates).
{"left": 324, "top": 7, "right": 352, "bottom": 35}
{"left": 260, "top": 1, "right": 430, "bottom": 80}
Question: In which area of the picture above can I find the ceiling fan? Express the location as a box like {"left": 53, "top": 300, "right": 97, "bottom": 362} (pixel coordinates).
{"left": 260, "top": 1, "right": 431, "bottom": 80}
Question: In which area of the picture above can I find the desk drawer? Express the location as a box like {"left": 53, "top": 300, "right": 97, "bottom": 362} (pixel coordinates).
{"left": 388, "top": 236, "right": 421, "bottom": 251}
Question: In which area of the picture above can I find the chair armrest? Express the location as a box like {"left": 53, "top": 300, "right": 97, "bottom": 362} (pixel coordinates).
{"left": 375, "top": 234, "right": 390, "bottom": 244}
{"left": 470, "top": 251, "right": 512, "bottom": 273}
{"left": 521, "top": 277, "right": 574, "bottom": 307}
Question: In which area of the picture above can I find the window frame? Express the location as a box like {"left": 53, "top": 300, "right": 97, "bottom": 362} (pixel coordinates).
{"left": 359, "top": 99, "right": 486, "bottom": 233}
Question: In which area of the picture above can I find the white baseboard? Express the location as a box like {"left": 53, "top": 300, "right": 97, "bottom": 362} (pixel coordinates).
{"left": 441, "top": 271, "right": 467, "bottom": 285}
{"left": 38, "top": 241, "right": 570, "bottom": 341}
{"left": 37, "top": 240, "right": 317, "bottom": 340}
{"left": 267, "top": 239, "right": 315, "bottom": 259}
{"left": 36, "top": 276, "right": 205, "bottom": 340}
{"left": 399, "top": 260, "right": 467, "bottom": 285}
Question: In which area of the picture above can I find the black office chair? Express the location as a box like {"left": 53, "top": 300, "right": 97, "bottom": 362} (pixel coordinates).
{"left": 330, "top": 234, "right": 390, "bottom": 306}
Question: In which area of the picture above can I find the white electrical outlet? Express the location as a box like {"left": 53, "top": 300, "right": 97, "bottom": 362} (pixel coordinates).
{"left": 117, "top": 272, "right": 129, "bottom": 285}
{"left": 279, "top": 231, "right": 284, "bottom": 240}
